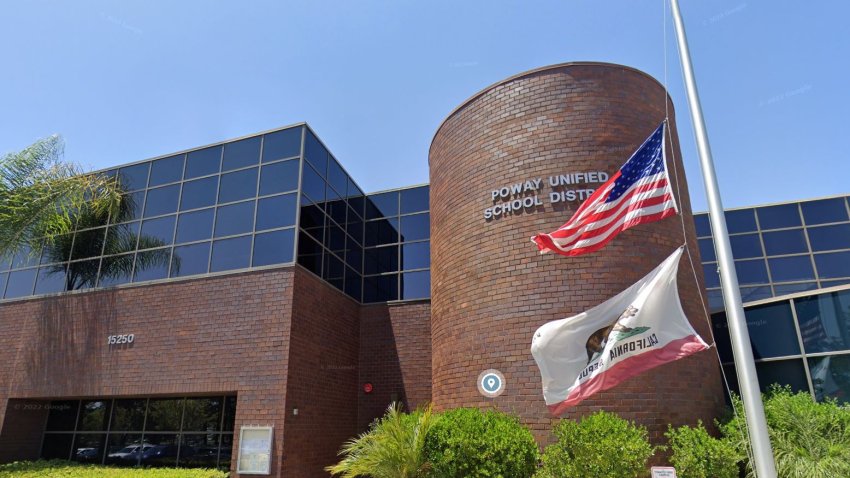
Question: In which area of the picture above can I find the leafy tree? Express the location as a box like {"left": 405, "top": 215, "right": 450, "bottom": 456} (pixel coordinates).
{"left": 665, "top": 421, "right": 738, "bottom": 478}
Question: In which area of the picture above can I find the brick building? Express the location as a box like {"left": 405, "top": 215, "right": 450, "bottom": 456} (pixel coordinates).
{"left": 3, "top": 61, "right": 812, "bottom": 476}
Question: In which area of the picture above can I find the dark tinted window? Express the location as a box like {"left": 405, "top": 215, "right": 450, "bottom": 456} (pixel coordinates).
{"left": 218, "top": 168, "right": 258, "bottom": 203}
{"left": 45, "top": 400, "right": 79, "bottom": 431}
{"left": 729, "top": 233, "right": 762, "bottom": 259}
{"left": 96, "top": 253, "right": 135, "bottom": 287}
{"left": 0, "top": 254, "right": 10, "bottom": 271}
{"left": 41, "top": 434, "right": 73, "bottom": 460}
{"left": 222, "top": 136, "right": 261, "bottom": 172}
{"left": 346, "top": 242, "right": 362, "bottom": 272}
{"left": 104, "top": 433, "right": 143, "bottom": 465}
{"left": 322, "top": 252, "right": 344, "bottom": 287}
{"left": 401, "top": 271, "right": 430, "bottom": 300}
{"left": 327, "top": 158, "right": 347, "bottom": 197}
{"left": 41, "top": 234, "right": 71, "bottom": 264}
{"left": 363, "top": 274, "right": 398, "bottom": 302}
{"left": 694, "top": 214, "right": 711, "bottom": 237}
{"left": 146, "top": 398, "right": 184, "bottom": 431}
{"left": 346, "top": 212, "right": 363, "bottom": 245}
{"left": 210, "top": 236, "right": 252, "bottom": 272}
{"left": 222, "top": 396, "right": 236, "bottom": 431}
{"left": 110, "top": 399, "right": 147, "bottom": 431}
{"left": 707, "top": 289, "right": 724, "bottom": 312}
{"left": 4, "top": 268, "right": 36, "bottom": 298}
{"left": 814, "top": 251, "right": 850, "bottom": 279}
{"left": 757, "top": 203, "right": 801, "bottom": 230}
{"left": 215, "top": 201, "right": 255, "bottom": 238}
{"left": 400, "top": 213, "right": 430, "bottom": 242}
{"left": 0, "top": 273, "right": 7, "bottom": 297}
{"left": 117, "top": 191, "right": 146, "bottom": 222}
{"left": 256, "top": 194, "right": 297, "bottom": 231}
{"left": 133, "top": 248, "right": 170, "bottom": 282}
{"left": 725, "top": 209, "right": 757, "bottom": 234}
{"left": 182, "top": 397, "right": 223, "bottom": 432}
{"left": 259, "top": 160, "right": 299, "bottom": 196}
{"left": 263, "top": 127, "right": 302, "bottom": 162}
{"left": 327, "top": 198, "right": 347, "bottom": 226}
{"left": 801, "top": 198, "right": 848, "bottom": 225}
{"left": 365, "top": 218, "right": 399, "bottom": 246}
{"left": 713, "top": 302, "right": 800, "bottom": 362}
{"left": 755, "top": 360, "right": 809, "bottom": 393}
{"left": 34, "top": 266, "right": 66, "bottom": 294}
{"left": 809, "top": 355, "right": 850, "bottom": 403}
{"left": 144, "top": 184, "right": 180, "bottom": 217}
{"left": 140, "top": 216, "right": 176, "bottom": 245}
{"left": 149, "top": 155, "right": 184, "bottom": 186}
{"left": 117, "top": 162, "right": 150, "bottom": 192}
{"left": 72, "top": 227, "right": 106, "bottom": 260}
{"left": 768, "top": 256, "right": 815, "bottom": 282}
{"left": 297, "top": 231, "right": 323, "bottom": 276}
{"left": 171, "top": 242, "right": 210, "bottom": 277}
{"left": 299, "top": 195, "right": 326, "bottom": 234}
{"left": 180, "top": 433, "right": 220, "bottom": 467}
{"left": 698, "top": 238, "right": 715, "bottom": 262}
{"left": 325, "top": 222, "right": 346, "bottom": 255}
{"left": 77, "top": 400, "right": 111, "bottom": 431}
{"left": 762, "top": 229, "right": 808, "bottom": 256}
{"left": 176, "top": 208, "right": 214, "bottom": 244}
{"left": 807, "top": 224, "right": 850, "bottom": 252}
{"left": 11, "top": 245, "right": 39, "bottom": 269}
{"left": 253, "top": 229, "right": 295, "bottom": 267}
{"left": 72, "top": 433, "right": 106, "bottom": 463}
{"left": 400, "top": 187, "right": 429, "bottom": 214}
{"left": 402, "top": 241, "right": 430, "bottom": 270}
{"left": 740, "top": 286, "right": 772, "bottom": 303}
{"left": 303, "top": 129, "right": 328, "bottom": 176}
{"left": 301, "top": 164, "right": 325, "bottom": 202}
{"left": 345, "top": 267, "right": 362, "bottom": 301}
{"left": 66, "top": 258, "right": 101, "bottom": 290}
{"left": 703, "top": 263, "right": 719, "bottom": 288}
{"left": 348, "top": 180, "right": 365, "bottom": 217}
{"left": 735, "top": 259, "right": 769, "bottom": 285}
{"left": 180, "top": 176, "right": 218, "bottom": 211}
{"left": 773, "top": 282, "right": 817, "bottom": 295}
{"left": 105, "top": 222, "right": 139, "bottom": 255}
{"left": 365, "top": 192, "right": 399, "bottom": 219}
{"left": 185, "top": 146, "right": 222, "bottom": 179}
{"left": 365, "top": 246, "right": 398, "bottom": 275}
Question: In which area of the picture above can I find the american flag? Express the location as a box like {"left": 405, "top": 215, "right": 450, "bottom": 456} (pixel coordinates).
{"left": 532, "top": 122, "right": 678, "bottom": 257}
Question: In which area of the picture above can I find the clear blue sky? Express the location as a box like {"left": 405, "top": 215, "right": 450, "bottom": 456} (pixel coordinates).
{"left": 1, "top": 1, "right": 847, "bottom": 211}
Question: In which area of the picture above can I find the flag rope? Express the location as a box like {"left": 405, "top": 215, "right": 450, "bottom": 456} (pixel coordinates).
{"left": 661, "top": 0, "right": 757, "bottom": 469}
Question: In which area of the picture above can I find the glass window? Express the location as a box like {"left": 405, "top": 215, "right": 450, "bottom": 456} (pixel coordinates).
{"left": 45, "top": 400, "right": 80, "bottom": 431}
{"left": 365, "top": 246, "right": 399, "bottom": 275}
{"left": 725, "top": 209, "right": 757, "bottom": 234}
{"left": 703, "top": 263, "right": 720, "bottom": 288}
{"left": 694, "top": 213, "right": 711, "bottom": 237}
{"left": 171, "top": 242, "right": 210, "bottom": 278}
{"left": 66, "top": 258, "right": 101, "bottom": 290}
{"left": 218, "top": 168, "right": 258, "bottom": 203}
{"left": 149, "top": 155, "right": 184, "bottom": 186}
{"left": 256, "top": 194, "right": 296, "bottom": 231}
{"left": 35, "top": 266, "right": 66, "bottom": 294}
{"left": 755, "top": 360, "right": 810, "bottom": 393}
{"left": 773, "top": 282, "right": 817, "bottom": 296}
{"left": 97, "top": 253, "right": 135, "bottom": 287}
{"left": 345, "top": 241, "right": 362, "bottom": 273}
{"left": 297, "top": 231, "right": 323, "bottom": 276}
{"left": 117, "top": 162, "right": 150, "bottom": 192}
{"left": 0, "top": 254, "right": 10, "bottom": 271}
{"left": 712, "top": 301, "right": 800, "bottom": 362}
{"left": 176, "top": 209, "right": 214, "bottom": 244}
{"left": 145, "top": 398, "right": 184, "bottom": 431}
{"left": 809, "top": 354, "right": 850, "bottom": 404}
{"left": 814, "top": 251, "right": 850, "bottom": 279}
{"left": 210, "top": 236, "right": 251, "bottom": 272}
{"left": 822, "top": 279, "right": 850, "bottom": 288}
{"left": 182, "top": 397, "right": 223, "bottom": 432}
{"left": 762, "top": 229, "right": 808, "bottom": 256}
{"left": 133, "top": 248, "right": 170, "bottom": 282}
{"left": 140, "top": 434, "right": 179, "bottom": 467}
{"left": 105, "top": 222, "right": 140, "bottom": 255}
{"left": 363, "top": 274, "right": 398, "bottom": 302}
{"left": 757, "top": 203, "right": 802, "bottom": 230}
{"left": 365, "top": 192, "right": 399, "bottom": 219}
{"left": 72, "top": 227, "right": 106, "bottom": 260}
{"left": 303, "top": 129, "right": 328, "bottom": 176}
{"left": 144, "top": 184, "right": 180, "bottom": 217}
{"left": 104, "top": 433, "right": 143, "bottom": 466}
{"left": 323, "top": 252, "right": 345, "bottom": 287}
{"left": 114, "top": 190, "right": 146, "bottom": 222}
{"left": 41, "top": 434, "right": 73, "bottom": 460}
{"left": 253, "top": 229, "right": 295, "bottom": 267}
{"left": 4, "top": 268, "right": 36, "bottom": 298}
{"left": 299, "top": 196, "right": 326, "bottom": 242}
{"left": 77, "top": 400, "right": 112, "bottom": 431}
{"left": 740, "top": 286, "right": 773, "bottom": 303}
{"left": 707, "top": 289, "right": 724, "bottom": 312}
{"left": 215, "top": 201, "right": 255, "bottom": 238}
{"left": 768, "top": 255, "right": 815, "bottom": 282}
{"left": 795, "top": 289, "right": 850, "bottom": 353}
{"left": 222, "top": 396, "right": 236, "bottom": 431}
{"left": 179, "top": 433, "right": 220, "bottom": 468}
{"left": 110, "top": 399, "right": 147, "bottom": 431}
{"left": 402, "top": 241, "right": 430, "bottom": 270}
{"left": 347, "top": 211, "right": 363, "bottom": 245}
{"left": 222, "top": 136, "right": 261, "bottom": 172}
{"left": 807, "top": 224, "right": 850, "bottom": 252}
{"left": 0, "top": 273, "right": 7, "bottom": 297}
{"left": 72, "top": 433, "right": 106, "bottom": 463}
{"left": 325, "top": 221, "right": 346, "bottom": 255}
{"left": 401, "top": 271, "right": 430, "bottom": 300}
{"left": 10, "top": 245, "right": 39, "bottom": 269}
{"left": 327, "top": 158, "right": 348, "bottom": 198}
{"left": 365, "top": 218, "right": 400, "bottom": 247}
{"left": 345, "top": 267, "right": 362, "bottom": 301}
{"left": 259, "top": 159, "right": 299, "bottom": 196}
{"left": 698, "top": 238, "right": 715, "bottom": 262}
{"left": 263, "top": 127, "right": 301, "bottom": 162}
{"left": 400, "top": 186, "right": 429, "bottom": 214}
{"left": 735, "top": 259, "right": 769, "bottom": 285}
{"left": 140, "top": 215, "right": 176, "bottom": 246}
{"left": 348, "top": 180, "right": 365, "bottom": 218}
{"left": 180, "top": 176, "right": 218, "bottom": 211}
{"left": 400, "top": 213, "right": 429, "bottom": 242}
{"left": 729, "top": 233, "right": 762, "bottom": 259}
{"left": 300, "top": 164, "right": 326, "bottom": 202}
{"left": 219, "top": 434, "right": 233, "bottom": 470}
{"left": 327, "top": 198, "right": 347, "bottom": 226}
{"left": 185, "top": 146, "right": 222, "bottom": 179}
{"left": 801, "top": 198, "right": 848, "bottom": 225}
{"left": 41, "top": 235, "right": 72, "bottom": 264}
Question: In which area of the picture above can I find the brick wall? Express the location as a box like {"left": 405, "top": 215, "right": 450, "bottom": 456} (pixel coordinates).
{"left": 358, "top": 301, "right": 432, "bottom": 430}
{"left": 428, "top": 62, "right": 725, "bottom": 451}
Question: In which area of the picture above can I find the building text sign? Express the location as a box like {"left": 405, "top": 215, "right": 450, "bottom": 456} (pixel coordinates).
{"left": 650, "top": 466, "right": 677, "bottom": 478}
{"left": 483, "top": 171, "right": 609, "bottom": 220}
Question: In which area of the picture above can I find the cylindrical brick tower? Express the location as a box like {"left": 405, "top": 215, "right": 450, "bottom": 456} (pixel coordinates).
{"left": 428, "top": 62, "right": 724, "bottom": 445}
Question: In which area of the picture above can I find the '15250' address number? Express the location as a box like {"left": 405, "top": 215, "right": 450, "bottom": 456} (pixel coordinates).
{"left": 107, "top": 334, "right": 135, "bottom": 345}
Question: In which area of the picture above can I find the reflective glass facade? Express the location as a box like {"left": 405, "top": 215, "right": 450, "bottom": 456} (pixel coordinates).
{"left": 696, "top": 195, "right": 850, "bottom": 311}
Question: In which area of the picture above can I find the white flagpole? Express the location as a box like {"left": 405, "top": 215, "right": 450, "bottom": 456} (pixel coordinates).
{"left": 668, "top": 1, "right": 777, "bottom": 477}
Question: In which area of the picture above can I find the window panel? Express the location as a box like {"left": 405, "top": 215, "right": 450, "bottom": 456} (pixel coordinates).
{"left": 97, "top": 253, "right": 135, "bottom": 287}
{"left": 323, "top": 251, "right": 345, "bottom": 289}
{"left": 72, "top": 227, "right": 106, "bottom": 260}
{"left": 182, "top": 397, "right": 224, "bottom": 432}
{"left": 345, "top": 266, "right": 362, "bottom": 301}
{"left": 795, "top": 289, "right": 850, "bottom": 353}
{"left": 365, "top": 218, "right": 399, "bottom": 247}
{"left": 725, "top": 209, "right": 757, "bottom": 234}
{"left": 72, "top": 433, "right": 106, "bottom": 463}
{"left": 259, "top": 159, "right": 299, "bottom": 196}
{"left": 256, "top": 194, "right": 297, "bottom": 231}
{"left": 346, "top": 211, "right": 363, "bottom": 245}
{"left": 105, "top": 222, "right": 140, "bottom": 255}
{"left": 144, "top": 184, "right": 180, "bottom": 217}
{"left": 402, "top": 241, "right": 430, "bottom": 270}
{"left": 210, "top": 236, "right": 252, "bottom": 272}
{"left": 304, "top": 129, "right": 328, "bottom": 176}
{"left": 179, "top": 434, "right": 220, "bottom": 468}
{"left": 222, "top": 136, "right": 261, "bottom": 172}
{"left": 365, "top": 246, "right": 398, "bottom": 275}
{"left": 401, "top": 271, "right": 430, "bottom": 300}
{"left": 400, "top": 213, "right": 430, "bottom": 242}
{"left": 712, "top": 301, "right": 800, "bottom": 361}
{"left": 301, "top": 164, "right": 326, "bottom": 202}
{"left": 698, "top": 238, "right": 715, "bottom": 262}
{"left": 140, "top": 215, "right": 176, "bottom": 246}
{"left": 729, "top": 233, "right": 762, "bottom": 259}
{"left": 822, "top": 279, "right": 850, "bottom": 288}
{"left": 4, "top": 268, "right": 36, "bottom": 298}
{"left": 325, "top": 221, "right": 346, "bottom": 255}
{"left": 762, "top": 229, "right": 808, "bottom": 256}
{"left": 145, "top": 398, "right": 184, "bottom": 431}
{"left": 176, "top": 209, "right": 214, "bottom": 244}
{"left": 0, "top": 273, "right": 7, "bottom": 298}
{"left": 218, "top": 168, "right": 258, "bottom": 203}
{"left": 365, "top": 192, "right": 399, "bottom": 219}
{"left": 735, "top": 259, "right": 769, "bottom": 285}
{"left": 807, "top": 224, "right": 850, "bottom": 252}
{"left": 768, "top": 255, "right": 815, "bottom": 282}
{"left": 327, "top": 198, "right": 347, "bottom": 226}
{"left": 222, "top": 396, "right": 236, "bottom": 431}
{"left": 110, "top": 399, "right": 147, "bottom": 431}
{"left": 363, "top": 274, "right": 398, "bottom": 302}
{"left": 10, "top": 245, "right": 39, "bottom": 269}
{"left": 140, "top": 434, "right": 179, "bottom": 467}
{"left": 327, "top": 157, "right": 348, "bottom": 198}
{"left": 814, "top": 251, "right": 850, "bottom": 279}
{"left": 400, "top": 186, "right": 429, "bottom": 214}
{"left": 114, "top": 191, "right": 146, "bottom": 222}
{"left": 41, "top": 234, "right": 72, "bottom": 264}
{"left": 185, "top": 146, "right": 222, "bottom": 179}
{"left": 149, "top": 155, "right": 184, "bottom": 186}
{"left": 755, "top": 360, "right": 809, "bottom": 393}
{"left": 348, "top": 179, "right": 365, "bottom": 218}
{"left": 694, "top": 213, "right": 711, "bottom": 237}
{"left": 117, "top": 162, "right": 150, "bottom": 192}
{"left": 297, "top": 231, "right": 323, "bottom": 276}
{"left": 740, "top": 286, "right": 773, "bottom": 303}
{"left": 133, "top": 248, "right": 171, "bottom": 282}
{"left": 263, "top": 127, "right": 302, "bottom": 162}
{"left": 77, "top": 400, "right": 112, "bottom": 431}
{"left": 345, "top": 240, "right": 362, "bottom": 273}
{"left": 180, "top": 176, "right": 219, "bottom": 211}
{"left": 0, "top": 254, "right": 10, "bottom": 272}
{"left": 215, "top": 201, "right": 255, "bottom": 238}
{"left": 171, "top": 242, "right": 211, "bottom": 278}
{"left": 253, "top": 229, "right": 295, "bottom": 267}
{"left": 219, "top": 434, "right": 233, "bottom": 469}
{"left": 41, "top": 434, "right": 73, "bottom": 460}
{"left": 773, "top": 282, "right": 817, "bottom": 296}
{"left": 35, "top": 266, "right": 66, "bottom": 294}
{"left": 45, "top": 400, "right": 80, "bottom": 431}
{"left": 809, "top": 355, "right": 850, "bottom": 404}
{"left": 757, "top": 203, "right": 802, "bottom": 230}
{"left": 801, "top": 198, "right": 848, "bottom": 225}
{"left": 707, "top": 289, "right": 724, "bottom": 312}
{"left": 703, "top": 263, "right": 720, "bottom": 288}
{"left": 104, "top": 433, "right": 144, "bottom": 466}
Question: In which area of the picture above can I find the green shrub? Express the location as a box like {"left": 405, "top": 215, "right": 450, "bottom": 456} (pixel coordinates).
{"left": 423, "top": 407, "right": 539, "bottom": 478}
{"left": 535, "top": 411, "right": 655, "bottom": 478}
{"left": 721, "top": 385, "right": 850, "bottom": 478}
{"left": 0, "top": 459, "right": 227, "bottom": 478}
{"left": 665, "top": 421, "right": 738, "bottom": 478}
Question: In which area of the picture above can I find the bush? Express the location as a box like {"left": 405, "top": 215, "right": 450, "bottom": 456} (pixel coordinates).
{"left": 665, "top": 421, "right": 738, "bottom": 478}
{"left": 423, "top": 407, "right": 539, "bottom": 478}
{"left": 720, "top": 385, "right": 850, "bottom": 478}
{"left": 535, "top": 411, "right": 655, "bottom": 478}
{"left": 0, "top": 460, "right": 227, "bottom": 478}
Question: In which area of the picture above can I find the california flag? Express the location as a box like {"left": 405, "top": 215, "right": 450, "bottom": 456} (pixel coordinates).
{"left": 530, "top": 247, "right": 708, "bottom": 415}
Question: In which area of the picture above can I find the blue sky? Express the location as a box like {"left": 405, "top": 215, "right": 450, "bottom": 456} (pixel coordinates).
{"left": 1, "top": 1, "right": 846, "bottom": 211}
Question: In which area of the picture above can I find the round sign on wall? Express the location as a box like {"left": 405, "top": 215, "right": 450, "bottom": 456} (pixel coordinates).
{"left": 477, "top": 369, "right": 506, "bottom": 398}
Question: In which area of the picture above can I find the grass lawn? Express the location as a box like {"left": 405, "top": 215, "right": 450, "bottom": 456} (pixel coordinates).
{"left": 0, "top": 460, "right": 228, "bottom": 478}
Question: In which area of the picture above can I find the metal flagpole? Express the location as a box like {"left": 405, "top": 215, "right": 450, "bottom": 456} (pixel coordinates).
{"left": 668, "top": 1, "right": 777, "bottom": 477}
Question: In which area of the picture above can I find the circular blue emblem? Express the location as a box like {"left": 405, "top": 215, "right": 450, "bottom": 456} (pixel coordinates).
{"left": 477, "top": 369, "right": 506, "bottom": 398}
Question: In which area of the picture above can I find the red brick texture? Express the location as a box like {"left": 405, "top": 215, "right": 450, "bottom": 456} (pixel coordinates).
{"left": 428, "top": 63, "right": 725, "bottom": 449}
